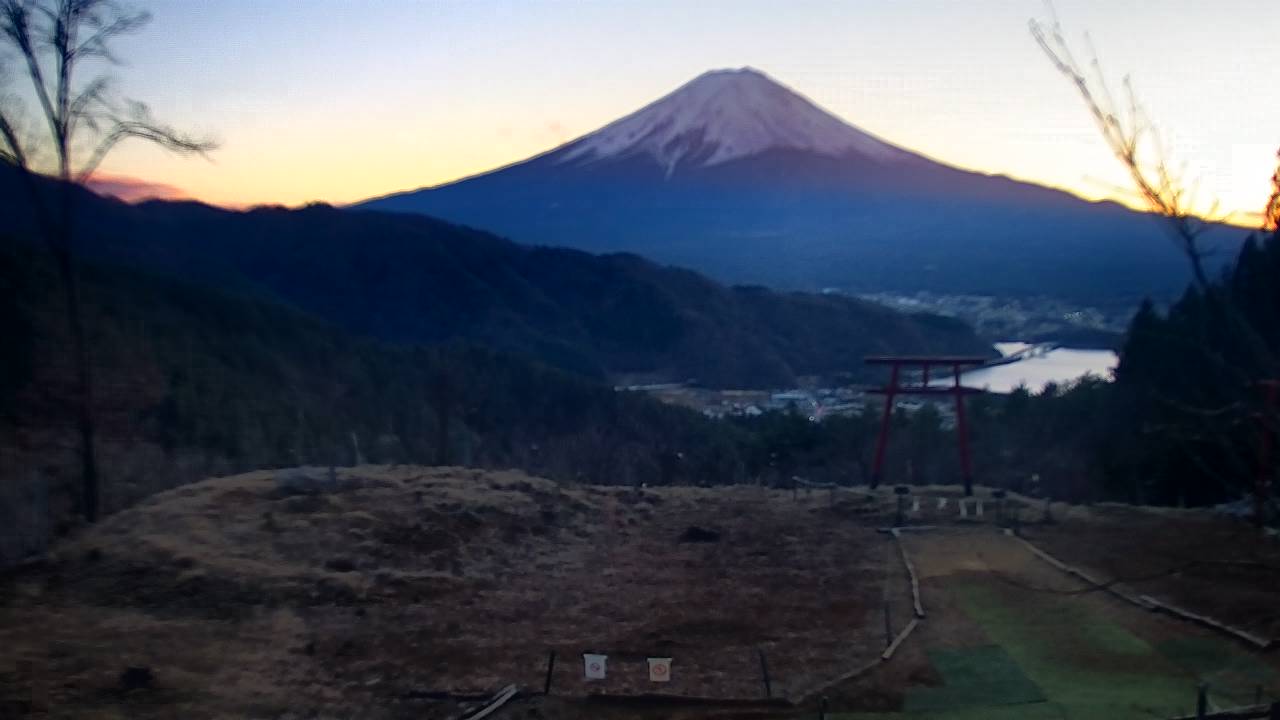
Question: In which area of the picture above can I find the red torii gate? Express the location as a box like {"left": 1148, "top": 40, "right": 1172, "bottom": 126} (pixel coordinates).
{"left": 865, "top": 356, "right": 987, "bottom": 496}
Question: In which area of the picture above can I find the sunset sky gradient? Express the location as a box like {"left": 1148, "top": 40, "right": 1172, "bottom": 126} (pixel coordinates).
{"left": 68, "top": 0, "right": 1280, "bottom": 221}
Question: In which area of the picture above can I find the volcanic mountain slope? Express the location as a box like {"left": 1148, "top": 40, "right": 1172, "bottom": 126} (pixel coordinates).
{"left": 359, "top": 67, "right": 1241, "bottom": 303}
{"left": 0, "top": 166, "right": 989, "bottom": 389}
{"left": 555, "top": 64, "right": 912, "bottom": 175}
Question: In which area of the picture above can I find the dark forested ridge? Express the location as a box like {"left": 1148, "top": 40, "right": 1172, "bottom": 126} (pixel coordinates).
{"left": 0, "top": 238, "right": 756, "bottom": 559}
{"left": 0, "top": 167, "right": 990, "bottom": 389}
{"left": 0, "top": 226, "right": 1114, "bottom": 566}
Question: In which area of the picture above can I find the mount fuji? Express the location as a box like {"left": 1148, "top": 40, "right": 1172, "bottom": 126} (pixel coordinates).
{"left": 357, "top": 67, "right": 1237, "bottom": 304}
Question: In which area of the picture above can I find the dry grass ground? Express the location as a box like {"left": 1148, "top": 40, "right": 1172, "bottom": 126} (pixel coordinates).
{"left": 5, "top": 473, "right": 1279, "bottom": 720}
{"left": 1023, "top": 510, "right": 1280, "bottom": 641}
{"left": 0, "top": 466, "right": 902, "bottom": 719}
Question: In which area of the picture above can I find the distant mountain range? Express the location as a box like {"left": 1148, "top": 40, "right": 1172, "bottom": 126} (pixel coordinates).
{"left": 0, "top": 166, "right": 989, "bottom": 388}
{"left": 358, "top": 67, "right": 1242, "bottom": 304}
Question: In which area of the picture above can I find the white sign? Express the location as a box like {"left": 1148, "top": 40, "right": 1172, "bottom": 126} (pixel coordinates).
{"left": 937, "top": 497, "right": 947, "bottom": 510}
{"left": 647, "top": 657, "right": 672, "bottom": 683}
{"left": 583, "top": 653, "right": 607, "bottom": 680}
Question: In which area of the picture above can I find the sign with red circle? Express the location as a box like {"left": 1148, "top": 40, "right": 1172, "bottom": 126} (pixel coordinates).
{"left": 647, "top": 657, "right": 672, "bottom": 682}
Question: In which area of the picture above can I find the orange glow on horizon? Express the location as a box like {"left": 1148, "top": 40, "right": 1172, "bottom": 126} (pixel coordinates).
{"left": 85, "top": 1, "right": 1275, "bottom": 226}
{"left": 102, "top": 146, "right": 1268, "bottom": 231}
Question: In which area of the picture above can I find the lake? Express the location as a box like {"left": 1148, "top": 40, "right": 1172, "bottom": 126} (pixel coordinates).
{"left": 954, "top": 342, "right": 1118, "bottom": 394}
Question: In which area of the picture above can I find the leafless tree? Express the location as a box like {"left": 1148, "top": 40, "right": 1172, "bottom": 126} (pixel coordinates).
{"left": 1029, "top": 8, "right": 1219, "bottom": 289}
{"left": 0, "top": 0, "right": 214, "bottom": 523}
{"left": 1031, "top": 8, "right": 1280, "bottom": 521}
{"left": 1031, "top": 10, "right": 1278, "bottom": 379}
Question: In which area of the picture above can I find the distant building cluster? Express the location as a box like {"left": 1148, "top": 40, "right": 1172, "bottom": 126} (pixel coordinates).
{"left": 616, "top": 382, "right": 959, "bottom": 427}
{"left": 855, "top": 290, "right": 1128, "bottom": 340}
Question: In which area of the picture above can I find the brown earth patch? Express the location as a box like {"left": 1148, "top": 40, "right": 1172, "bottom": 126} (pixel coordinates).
{"left": 0, "top": 467, "right": 898, "bottom": 718}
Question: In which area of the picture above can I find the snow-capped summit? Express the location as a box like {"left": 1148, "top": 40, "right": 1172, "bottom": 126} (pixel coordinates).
{"left": 555, "top": 67, "right": 910, "bottom": 176}
{"left": 357, "top": 67, "right": 1212, "bottom": 304}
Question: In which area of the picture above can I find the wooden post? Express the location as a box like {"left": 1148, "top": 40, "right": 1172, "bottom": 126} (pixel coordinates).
{"left": 1196, "top": 683, "right": 1207, "bottom": 719}
{"left": 952, "top": 363, "right": 974, "bottom": 496}
{"left": 468, "top": 685, "right": 519, "bottom": 720}
{"left": 819, "top": 696, "right": 829, "bottom": 720}
{"left": 543, "top": 650, "right": 556, "bottom": 695}
{"left": 757, "top": 648, "right": 772, "bottom": 698}
{"left": 884, "top": 602, "right": 893, "bottom": 648}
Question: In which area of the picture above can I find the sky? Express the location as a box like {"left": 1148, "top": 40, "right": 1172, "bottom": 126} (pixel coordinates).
{"left": 33, "top": 0, "right": 1280, "bottom": 221}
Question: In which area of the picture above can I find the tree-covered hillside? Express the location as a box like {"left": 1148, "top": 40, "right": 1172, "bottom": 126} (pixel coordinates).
{"left": 959, "top": 223, "right": 1280, "bottom": 511}
{"left": 0, "top": 238, "right": 749, "bottom": 562}
{"left": 0, "top": 166, "right": 991, "bottom": 389}
{"left": 1105, "top": 227, "right": 1280, "bottom": 506}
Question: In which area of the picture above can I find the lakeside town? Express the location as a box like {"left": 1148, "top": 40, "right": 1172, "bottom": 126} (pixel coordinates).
{"left": 852, "top": 290, "right": 1130, "bottom": 346}
{"left": 616, "top": 381, "right": 962, "bottom": 428}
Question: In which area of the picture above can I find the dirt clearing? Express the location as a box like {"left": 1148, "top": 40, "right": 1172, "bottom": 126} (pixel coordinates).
{"left": 6, "top": 474, "right": 1279, "bottom": 719}
{"left": 0, "top": 466, "right": 897, "bottom": 719}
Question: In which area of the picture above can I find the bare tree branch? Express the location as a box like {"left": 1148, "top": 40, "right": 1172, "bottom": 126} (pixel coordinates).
{"left": 0, "top": 0, "right": 216, "bottom": 525}
{"left": 1030, "top": 11, "right": 1215, "bottom": 289}
{"left": 1033, "top": 8, "right": 1280, "bottom": 518}
{"left": 64, "top": 72, "right": 107, "bottom": 136}
{"left": 76, "top": 101, "right": 214, "bottom": 182}
{"left": 0, "top": 115, "right": 23, "bottom": 164}
{"left": 1034, "top": 7, "right": 1276, "bottom": 382}
{"left": 1, "top": 0, "right": 61, "bottom": 150}
{"left": 70, "top": 4, "right": 149, "bottom": 64}
{"left": 2, "top": 0, "right": 212, "bottom": 181}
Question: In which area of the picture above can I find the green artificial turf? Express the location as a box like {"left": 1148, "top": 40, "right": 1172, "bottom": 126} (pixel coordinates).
{"left": 1156, "top": 636, "right": 1278, "bottom": 708}
{"left": 953, "top": 581, "right": 1197, "bottom": 718}
{"left": 831, "top": 580, "right": 1249, "bottom": 719}
{"left": 831, "top": 703, "right": 1067, "bottom": 720}
{"left": 904, "top": 645, "right": 1045, "bottom": 711}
